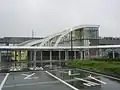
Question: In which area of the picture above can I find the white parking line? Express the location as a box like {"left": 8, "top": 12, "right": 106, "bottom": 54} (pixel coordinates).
{"left": 4, "top": 81, "right": 59, "bottom": 88}
{"left": 88, "top": 75, "right": 107, "bottom": 84}
{"left": 0, "top": 73, "right": 9, "bottom": 90}
{"left": 83, "top": 83, "right": 91, "bottom": 86}
{"left": 77, "top": 69, "right": 120, "bottom": 81}
{"left": 23, "top": 73, "right": 37, "bottom": 79}
{"left": 21, "top": 74, "right": 29, "bottom": 76}
{"left": 69, "top": 73, "right": 80, "bottom": 76}
{"left": 45, "top": 71, "right": 79, "bottom": 90}
{"left": 75, "top": 77, "right": 100, "bottom": 86}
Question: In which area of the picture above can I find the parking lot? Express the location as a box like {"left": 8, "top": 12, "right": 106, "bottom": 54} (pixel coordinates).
{"left": 0, "top": 69, "right": 120, "bottom": 90}
{"left": 0, "top": 73, "right": 6, "bottom": 85}
{"left": 0, "top": 71, "right": 73, "bottom": 90}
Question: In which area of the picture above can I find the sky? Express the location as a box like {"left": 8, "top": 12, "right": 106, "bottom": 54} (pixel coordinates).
{"left": 0, "top": 0, "right": 119, "bottom": 37}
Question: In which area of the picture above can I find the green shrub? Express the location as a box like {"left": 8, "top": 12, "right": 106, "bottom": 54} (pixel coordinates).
{"left": 67, "top": 60, "right": 120, "bottom": 76}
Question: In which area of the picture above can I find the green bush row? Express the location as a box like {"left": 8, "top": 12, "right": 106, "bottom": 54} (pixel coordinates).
{"left": 67, "top": 60, "right": 120, "bottom": 75}
{"left": 89, "top": 58, "right": 120, "bottom": 61}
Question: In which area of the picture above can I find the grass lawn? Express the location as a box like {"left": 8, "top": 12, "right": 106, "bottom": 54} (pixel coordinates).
{"left": 67, "top": 60, "right": 120, "bottom": 76}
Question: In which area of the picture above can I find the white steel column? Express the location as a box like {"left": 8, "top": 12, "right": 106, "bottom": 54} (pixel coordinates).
{"left": 18, "top": 50, "right": 21, "bottom": 62}
{"left": 83, "top": 50, "right": 86, "bottom": 60}
{"left": 33, "top": 50, "right": 36, "bottom": 69}
{"left": 96, "top": 49, "right": 99, "bottom": 58}
{"left": 74, "top": 51, "right": 76, "bottom": 60}
{"left": 87, "top": 49, "right": 90, "bottom": 59}
{"left": 0, "top": 51, "right": 1, "bottom": 63}
{"left": 99, "top": 49, "right": 102, "bottom": 58}
{"left": 112, "top": 50, "right": 115, "bottom": 59}
{"left": 59, "top": 51, "right": 61, "bottom": 66}
{"left": 30, "top": 51, "right": 32, "bottom": 61}
{"left": 50, "top": 51, "right": 52, "bottom": 68}
{"left": 30, "top": 51, "right": 33, "bottom": 67}
{"left": 80, "top": 51, "right": 83, "bottom": 60}
{"left": 65, "top": 50, "right": 68, "bottom": 60}
{"left": 18, "top": 50, "right": 21, "bottom": 67}
{"left": 40, "top": 51, "right": 43, "bottom": 66}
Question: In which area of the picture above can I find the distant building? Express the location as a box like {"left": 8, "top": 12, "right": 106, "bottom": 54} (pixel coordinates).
{"left": 0, "top": 37, "right": 43, "bottom": 46}
{"left": 1, "top": 33, "right": 120, "bottom": 47}
{"left": 99, "top": 37, "right": 120, "bottom": 45}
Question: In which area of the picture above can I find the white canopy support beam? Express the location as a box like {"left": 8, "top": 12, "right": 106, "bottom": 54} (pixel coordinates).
{"left": 0, "top": 45, "right": 120, "bottom": 50}
{"left": 0, "top": 51, "right": 1, "bottom": 63}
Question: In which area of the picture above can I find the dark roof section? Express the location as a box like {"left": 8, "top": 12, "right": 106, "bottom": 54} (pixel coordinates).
{"left": 99, "top": 37, "right": 120, "bottom": 45}
{"left": 0, "top": 37, "right": 43, "bottom": 44}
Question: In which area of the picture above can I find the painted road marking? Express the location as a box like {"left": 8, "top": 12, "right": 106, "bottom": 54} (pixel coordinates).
{"left": 0, "top": 73, "right": 9, "bottom": 90}
{"left": 75, "top": 77, "right": 100, "bottom": 86}
{"left": 4, "top": 79, "right": 92, "bottom": 88}
{"left": 88, "top": 75, "right": 107, "bottom": 84}
{"left": 83, "top": 83, "right": 91, "bottom": 86}
{"left": 45, "top": 71, "right": 79, "bottom": 90}
{"left": 22, "top": 73, "right": 38, "bottom": 79}
{"left": 4, "top": 81, "right": 59, "bottom": 88}
{"left": 69, "top": 73, "right": 80, "bottom": 76}
{"left": 21, "top": 74, "right": 29, "bottom": 76}
{"left": 77, "top": 69, "right": 120, "bottom": 81}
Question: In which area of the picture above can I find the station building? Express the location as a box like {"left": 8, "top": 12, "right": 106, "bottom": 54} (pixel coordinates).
{"left": 0, "top": 25, "right": 100, "bottom": 67}
{"left": 0, "top": 25, "right": 119, "bottom": 68}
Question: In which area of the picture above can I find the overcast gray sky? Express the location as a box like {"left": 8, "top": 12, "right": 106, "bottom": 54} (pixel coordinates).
{"left": 0, "top": 0, "right": 119, "bottom": 37}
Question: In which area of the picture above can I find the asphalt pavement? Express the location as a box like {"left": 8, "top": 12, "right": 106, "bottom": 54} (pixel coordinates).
{"left": 1, "top": 69, "right": 120, "bottom": 90}
{"left": 1, "top": 71, "right": 73, "bottom": 90}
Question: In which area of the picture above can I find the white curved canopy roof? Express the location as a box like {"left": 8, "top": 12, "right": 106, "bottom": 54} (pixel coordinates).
{"left": 19, "top": 25, "right": 99, "bottom": 47}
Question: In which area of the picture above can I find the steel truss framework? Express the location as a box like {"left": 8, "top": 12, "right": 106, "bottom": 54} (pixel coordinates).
{"left": 18, "top": 25, "right": 99, "bottom": 47}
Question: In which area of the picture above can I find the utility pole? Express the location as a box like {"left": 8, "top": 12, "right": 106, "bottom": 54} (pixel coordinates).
{"left": 32, "top": 30, "right": 34, "bottom": 38}
{"left": 70, "top": 28, "right": 73, "bottom": 60}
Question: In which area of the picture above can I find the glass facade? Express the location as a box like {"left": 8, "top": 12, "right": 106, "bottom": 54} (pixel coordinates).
{"left": 58, "top": 27, "right": 99, "bottom": 46}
